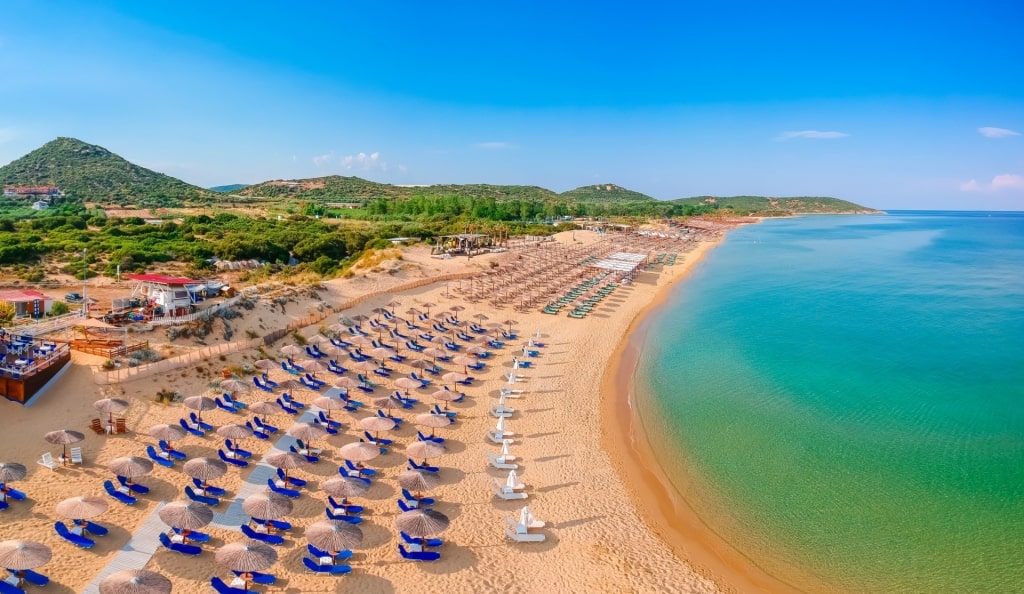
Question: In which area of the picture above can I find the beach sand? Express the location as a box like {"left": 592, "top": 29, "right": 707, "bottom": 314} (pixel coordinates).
{"left": 1, "top": 231, "right": 740, "bottom": 594}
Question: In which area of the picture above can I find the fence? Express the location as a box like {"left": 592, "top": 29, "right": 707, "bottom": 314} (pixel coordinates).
{"left": 6, "top": 311, "right": 86, "bottom": 337}
{"left": 91, "top": 272, "right": 476, "bottom": 386}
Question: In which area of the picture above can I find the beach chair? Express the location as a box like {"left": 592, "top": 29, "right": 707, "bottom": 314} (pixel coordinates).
{"left": 504, "top": 521, "right": 546, "bottom": 542}
{"left": 224, "top": 439, "right": 252, "bottom": 458}
{"left": 317, "top": 411, "right": 343, "bottom": 430}
{"left": 54, "top": 522, "right": 95, "bottom": 548}
{"left": 70, "top": 446, "right": 84, "bottom": 465}
{"left": 115, "top": 417, "right": 127, "bottom": 434}
{"left": 104, "top": 480, "right": 137, "bottom": 505}
{"left": 397, "top": 499, "right": 421, "bottom": 512}
{"left": 417, "top": 430, "right": 445, "bottom": 444}
{"left": 430, "top": 405, "right": 457, "bottom": 419}
{"left": 307, "top": 543, "right": 353, "bottom": 560}
{"left": 146, "top": 445, "right": 176, "bottom": 468}
{"left": 399, "top": 530, "right": 443, "bottom": 547}
{"left": 275, "top": 398, "right": 298, "bottom": 415}
{"left": 492, "top": 481, "right": 528, "bottom": 500}
{"left": 276, "top": 467, "right": 307, "bottom": 488}
{"left": 288, "top": 445, "right": 320, "bottom": 464}
{"left": 192, "top": 478, "right": 227, "bottom": 497}
{"left": 253, "top": 377, "right": 274, "bottom": 392}
{"left": 364, "top": 431, "right": 393, "bottom": 446}
{"left": 490, "top": 403, "right": 514, "bottom": 418}
{"left": 402, "top": 489, "right": 436, "bottom": 506}
{"left": 36, "top": 452, "right": 59, "bottom": 471}
{"left": 406, "top": 459, "right": 439, "bottom": 473}
{"left": 267, "top": 478, "right": 301, "bottom": 498}
{"left": 89, "top": 418, "right": 105, "bottom": 434}
{"left": 327, "top": 496, "right": 363, "bottom": 515}
{"left": 189, "top": 412, "right": 214, "bottom": 432}
{"left": 159, "top": 532, "right": 203, "bottom": 556}
{"left": 284, "top": 392, "right": 308, "bottom": 407}
{"left": 159, "top": 441, "right": 187, "bottom": 460}
{"left": 219, "top": 449, "right": 249, "bottom": 467}
{"left": 302, "top": 556, "right": 353, "bottom": 575}
{"left": 216, "top": 397, "right": 239, "bottom": 413}
{"left": 179, "top": 418, "right": 204, "bottom": 437}
{"left": 223, "top": 393, "right": 247, "bottom": 409}
{"left": 408, "top": 373, "right": 431, "bottom": 387}
{"left": 210, "top": 576, "right": 254, "bottom": 594}
{"left": 15, "top": 569, "right": 49, "bottom": 587}
{"left": 398, "top": 544, "right": 441, "bottom": 562}
{"left": 241, "top": 523, "right": 285, "bottom": 545}
{"left": 337, "top": 467, "right": 371, "bottom": 485}
{"left": 345, "top": 460, "right": 377, "bottom": 477}
{"left": 232, "top": 570, "right": 276, "bottom": 585}
{"left": 324, "top": 507, "right": 363, "bottom": 524}
{"left": 245, "top": 422, "right": 270, "bottom": 440}
{"left": 376, "top": 409, "right": 402, "bottom": 425}
{"left": 487, "top": 452, "right": 518, "bottom": 470}
{"left": 252, "top": 517, "right": 292, "bottom": 531}
{"left": 171, "top": 526, "right": 211, "bottom": 543}
{"left": 117, "top": 475, "right": 150, "bottom": 494}
{"left": 185, "top": 486, "right": 219, "bottom": 506}
{"left": 261, "top": 374, "right": 278, "bottom": 388}
{"left": 253, "top": 416, "right": 278, "bottom": 433}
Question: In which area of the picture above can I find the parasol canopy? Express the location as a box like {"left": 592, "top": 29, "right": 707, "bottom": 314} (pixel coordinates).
{"left": 406, "top": 440, "right": 446, "bottom": 461}
{"left": 337, "top": 441, "right": 381, "bottom": 463}
{"left": 359, "top": 416, "right": 395, "bottom": 433}
{"left": 395, "top": 508, "right": 450, "bottom": 537}
{"left": 215, "top": 540, "right": 278, "bottom": 573}
{"left": 0, "top": 540, "right": 52, "bottom": 570}
{"left": 321, "top": 476, "right": 370, "bottom": 499}
{"left": 183, "top": 457, "right": 228, "bottom": 481}
{"left": 0, "top": 462, "right": 27, "bottom": 483}
{"left": 280, "top": 344, "right": 304, "bottom": 356}
{"left": 312, "top": 396, "right": 348, "bottom": 411}
{"left": 158, "top": 500, "right": 214, "bottom": 530}
{"left": 243, "top": 492, "right": 293, "bottom": 520}
{"left": 147, "top": 423, "right": 188, "bottom": 442}
{"left": 182, "top": 395, "right": 216, "bottom": 412}
{"left": 285, "top": 422, "right": 328, "bottom": 443}
{"left": 93, "top": 398, "right": 130, "bottom": 424}
{"left": 107, "top": 456, "right": 154, "bottom": 478}
{"left": 253, "top": 359, "right": 277, "bottom": 370}
{"left": 265, "top": 451, "right": 308, "bottom": 471}
{"left": 415, "top": 413, "right": 452, "bottom": 429}
{"left": 305, "top": 520, "right": 364, "bottom": 551}
{"left": 397, "top": 469, "right": 441, "bottom": 492}
{"left": 219, "top": 379, "right": 250, "bottom": 393}
{"left": 99, "top": 569, "right": 172, "bottom": 594}
{"left": 44, "top": 429, "right": 85, "bottom": 461}
{"left": 217, "top": 423, "right": 254, "bottom": 440}
{"left": 55, "top": 496, "right": 109, "bottom": 520}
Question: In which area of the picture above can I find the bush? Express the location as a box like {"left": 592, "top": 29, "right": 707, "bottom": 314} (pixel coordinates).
{"left": 50, "top": 301, "right": 70, "bottom": 316}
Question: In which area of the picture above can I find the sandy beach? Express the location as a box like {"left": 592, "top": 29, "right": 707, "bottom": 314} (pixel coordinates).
{"left": 0, "top": 228, "right": 747, "bottom": 594}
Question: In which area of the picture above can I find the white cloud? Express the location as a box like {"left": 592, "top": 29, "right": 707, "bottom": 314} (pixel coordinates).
{"left": 312, "top": 152, "right": 334, "bottom": 167}
{"left": 474, "top": 141, "right": 513, "bottom": 150}
{"left": 777, "top": 130, "right": 849, "bottom": 140}
{"left": 960, "top": 174, "right": 1024, "bottom": 192}
{"left": 341, "top": 151, "right": 386, "bottom": 172}
{"left": 978, "top": 127, "right": 1020, "bottom": 138}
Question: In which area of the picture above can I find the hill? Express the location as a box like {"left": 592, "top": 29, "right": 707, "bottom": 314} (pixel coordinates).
{"left": 0, "top": 137, "right": 213, "bottom": 207}
{"left": 239, "top": 176, "right": 558, "bottom": 203}
{"left": 671, "top": 195, "right": 879, "bottom": 216}
{"left": 560, "top": 184, "right": 656, "bottom": 203}
{"left": 210, "top": 183, "right": 249, "bottom": 193}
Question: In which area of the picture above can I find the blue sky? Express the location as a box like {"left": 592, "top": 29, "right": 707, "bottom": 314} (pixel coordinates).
{"left": 2, "top": 1, "right": 1023, "bottom": 209}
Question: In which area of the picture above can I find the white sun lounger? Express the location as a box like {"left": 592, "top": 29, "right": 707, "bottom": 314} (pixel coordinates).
{"left": 37, "top": 452, "right": 60, "bottom": 471}
{"left": 486, "top": 430, "right": 514, "bottom": 444}
{"left": 487, "top": 452, "right": 518, "bottom": 470}
{"left": 490, "top": 404, "right": 514, "bottom": 418}
{"left": 505, "top": 524, "right": 545, "bottom": 542}
{"left": 492, "top": 481, "right": 527, "bottom": 500}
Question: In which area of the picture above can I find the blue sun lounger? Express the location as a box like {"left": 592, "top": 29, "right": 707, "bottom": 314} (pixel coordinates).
{"left": 185, "top": 486, "right": 219, "bottom": 506}
{"left": 104, "top": 480, "right": 137, "bottom": 505}
{"left": 210, "top": 576, "right": 253, "bottom": 594}
{"left": 241, "top": 523, "right": 285, "bottom": 545}
{"left": 54, "top": 521, "right": 94, "bottom": 548}
{"left": 302, "top": 556, "right": 352, "bottom": 575}
{"left": 398, "top": 544, "right": 441, "bottom": 561}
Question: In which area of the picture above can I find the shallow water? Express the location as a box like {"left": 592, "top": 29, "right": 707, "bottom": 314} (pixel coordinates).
{"left": 636, "top": 212, "right": 1024, "bottom": 593}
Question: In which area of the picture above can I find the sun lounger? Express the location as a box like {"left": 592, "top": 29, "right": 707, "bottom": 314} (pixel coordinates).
{"left": 307, "top": 543, "right": 353, "bottom": 560}
{"left": 158, "top": 441, "right": 187, "bottom": 460}
{"left": 171, "top": 526, "right": 211, "bottom": 543}
{"left": 55, "top": 521, "right": 95, "bottom": 548}
{"left": 275, "top": 467, "right": 307, "bottom": 488}
{"left": 284, "top": 392, "right": 308, "bottom": 407}
{"left": 490, "top": 404, "right": 514, "bottom": 418}
{"left": 252, "top": 517, "right": 292, "bottom": 531}
{"left": 189, "top": 412, "right": 214, "bottom": 432}
{"left": 400, "top": 530, "right": 443, "bottom": 547}
{"left": 253, "top": 416, "right": 278, "bottom": 433}
{"left": 210, "top": 576, "right": 253, "bottom": 594}
{"left": 223, "top": 393, "right": 247, "bottom": 408}
{"left": 486, "top": 430, "right": 514, "bottom": 444}
{"left": 267, "top": 478, "right": 301, "bottom": 498}
{"left": 398, "top": 544, "right": 441, "bottom": 562}
{"left": 402, "top": 489, "right": 436, "bottom": 506}
{"left": 397, "top": 499, "right": 422, "bottom": 512}
{"left": 12, "top": 568, "right": 49, "bottom": 587}
{"left": 191, "top": 478, "right": 226, "bottom": 497}
{"left": 36, "top": 452, "right": 59, "bottom": 471}
{"left": 327, "top": 496, "right": 363, "bottom": 515}
{"left": 178, "top": 418, "right": 204, "bottom": 437}
{"left": 324, "top": 507, "right": 363, "bottom": 524}
{"left": 505, "top": 524, "right": 546, "bottom": 542}
{"left": 219, "top": 449, "right": 250, "bottom": 467}
{"left": 146, "top": 445, "right": 176, "bottom": 467}
{"left": 317, "top": 411, "right": 343, "bottom": 430}
{"left": 487, "top": 452, "right": 518, "bottom": 470}
{"left": 90, "top": 418, "right": 105, "bottom": 434}
{"left": 417, "top": 430, "right": 445, "bottom": 444}
{"left": 302, "top": 556, "right": 352, "bottom": 575}
{"left": 104, "top": 480, "right": 137, "bottom": 505}
{"left": 430, "top": 405, "right": 457, "bottom": 419}
{"left": 406, "top": 459, "right": 439, "bottom": 473}
{"left": 245, "top": 421, "right": 270, "bottom": 440}
{"left": 288, "top": 445, "right": 320, "bottom": 463}
{"left": 224, "top": 439, "right": 252, "bottom": 458}
{"left": 0, "top": 485, "right": 26, "bottom": 501}
{"left": 116, "top": 475, "right": 150, "bottom": 494}
{"left": 276, "top": 398, "right": 298, "bottom": 415}
{"left": 232, "top": 570, "right": 276, "bottom": 585}
{"left": 337, "top": 467, "right": 371, "bottom": 484}
{"left": 216, "top": 397, "right": 239, "bottom": 413}
{"left": 185, "top": 485, "right": 219, "bottom": 506}
{"left": 492, "top": 481, "right": 528, "bottom": 500}
{"left": 241, "top": 523, "right": 285, "bottom": 545}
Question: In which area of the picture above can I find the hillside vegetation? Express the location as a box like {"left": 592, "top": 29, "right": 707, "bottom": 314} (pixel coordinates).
{"left": 0, "top": 137, "right": 212, "bottom": 207}
{"left": 561, "top": 184, "right": 655, "bottom": 202}
{"left": 671, "top": 196, "right": 879, "bottom": 216}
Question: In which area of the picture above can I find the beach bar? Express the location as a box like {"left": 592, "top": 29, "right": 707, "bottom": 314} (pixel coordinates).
{"left": 0, "top": 334, "right": 71, "bottom": 404}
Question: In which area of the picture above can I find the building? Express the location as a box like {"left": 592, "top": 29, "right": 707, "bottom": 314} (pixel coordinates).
{"left": 3, "top": 186, "right": 61, "bottom": 197}
{"left": 124, "top": 274, "right": 198, "bottom": 317}
{"left": 31, "top": 200, "right": 49, "bottom": 210}
{"left": 0, "top": 289, "right": 54, "bottom": 318}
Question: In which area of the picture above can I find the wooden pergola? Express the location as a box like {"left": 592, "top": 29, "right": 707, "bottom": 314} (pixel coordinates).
{"left": 432, "top": 233, "right": 495, "bottom": 257}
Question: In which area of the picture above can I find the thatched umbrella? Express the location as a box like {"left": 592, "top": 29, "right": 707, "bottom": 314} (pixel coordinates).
{"left": 243, "top": 492, "right": 293, "bottom": 520}
{"left": 44, "top": 429, "right": 84, "bottom": 462}
{"left": 408, "top": 359, "right": 434, "bottom": 371}
{"left": 249, "top": 401, "right": 281, "bottom": 423}
{"left": 431, "top": 389, "right": 458, "bottom": 411}
{"left": 348, "top": 334, "right": 372, "bottom": 346}
{"left": 312, "top": 395, "right": 348, "bottom": 416}
{"left": 182, "top": 396, "right": 216, "bottom": 422}
{"left": 307, "top": 334, "right": 330, "bottom": 345}
{"left": 297, "top": 359, "right": 328, "bottom": 374}
{"left": 414, "top": 413, "right": 451, "bottom": 439}
{"left": 0, "top": 462, "right": 27, "bottom": 483}
{"left": 108, "top": 456, "right": 154, "bottom": 489}
{"left": 332, "top": 377, "right": 359, "bottom": 390}
{"left": 371, "top": 395, "right": 403, "bottom": 416}
{"left": 0, "top": 540, "right": 52, "bottom": 570}
{"left": 276, "top": 379, "right": 303, "bottom": 393}
{"left": 419, "top": 302, "right": 436, "bottom": 316}
{"left": 441, "top": 371, "right": 469, "bottom": 388}
{"left": 253, "top": 359, "right": 277, "bottom": 370}
{"left": 280, "top": 344, "right": 304, "bottom": 357}
{"left": 338, "top": 442, "right": 381, "bottom": 464}
{"left": 265, "top": 451, "right": 307, "bottom": 483}
{"left": 286, "top": 422, "right": 328, "bottom": 444}
{"left": 183, "top": 457, "right": 228, "bottom": 490}
{"left": 99, "top": 569, "right": 172, "bottom": 594}
{"left": 393, "top": 377, "right": 422, "bottom": 395}
{"left": 216, "top": 540, "right": 278, "bottom": 588}
{"left": 55, "top": 496, "right": 108, "bottom": 520}
{"left": 219, "top": 379, "right": 250, "bottom": 393}
{"left": 406, "top": 440, "right": 446, "bottom": 465}
{"left": 395, "top": 508, "right": 449, "bottom": 538}
{"left": 216, "top": 423, "right": 254, "bottom": 450}
{"left": 305, "top": 520, "right": 363, "bottom": 554}
{"left": 147, "top": 423, "right": 188, "bottom": 442}
{"left": 158, "top": 500, "right": 214, "bottom": 530}
{"left": 321, "top": 476, "right": 369, "bottom": 500}
{"left": 349, "top": 360, "right": 379, "bottom": 374}
{"left": 93, "top": 398, "right": 130, "bottom": 426}
{"left": 358, "top": 416, "right": 395, "bottom": 443}
{"left": 397, "top": 469, "right": 441, "bottom": 499}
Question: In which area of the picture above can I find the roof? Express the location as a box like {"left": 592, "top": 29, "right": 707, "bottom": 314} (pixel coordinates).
{"left": 124, "top": 273, "right": 197, "bottom": 285}
{"left": 0, "top": 289, "right": 51, "bottom": 302}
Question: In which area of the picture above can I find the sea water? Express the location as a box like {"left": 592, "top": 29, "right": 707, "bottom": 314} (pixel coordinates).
{"left": 636, "top": 212, "right": 1024, "bottom": 593}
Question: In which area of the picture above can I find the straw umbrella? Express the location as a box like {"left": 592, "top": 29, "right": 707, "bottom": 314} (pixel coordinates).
{"left": 243, "top": 492, "right": 293, "bottom": 520}
{"left": 297, "top": 358, "right": 328, "bottom": 374}
{"left": 216, "top": 540, "right": 278, "bottom": 590}
{"left": 442, "top": 371, "right": 469, "bottom": 389}
{"left": 431, "top": 389, "right": 458, "bottom": 412}
{"left": 395, "top": 509, "right": 449, "bottom": 549}
{"left": 369, "top": 347, "right": 394, "bottom": 365}
{"left": 419, "top": 302, "right": 436, "bottom": 316}
{"left": 337, "top": 442, "right": 381, "bottom": 477}
{"left": 305, "top": 520, "right": 363, "bottom": 561}
{"left": 217, "top": 423, "right": 255, "bottom": 454}
{"left": 93, "top": 398, "right": 129, "bottom": 427}
{"left": 332, "top": 377, "right": 360, "bottom": 390}
{"left": 372, "top": 395, "right": 404, "bottom": 416}
{"left": 286, "top": 422, "right": 329, "bottom": 450}
{"left": 55, "top": 496, "right": 109, "bottom": 530}
{"left": 406, "top": 440, "right": 446, "bottom": 467}
{"left": 386, "top": 299, "right": 402, "bottom": 314}
{"left": 99, "top": 569, "right": 172, "bottom": 594}
{"left": 422, "top": 347, "right": 446, "bottom": 365}
{"left": 276, "top": 378, "right": 302, "bottom": 392}
{"left": 182, "top": 396, "right": 216, "bottom": 422}
{"left": 312, "top": 395, "right": 348, "bottom": 418}
{"left": 158, "top": 500, "right": 214, "bottom": 532}
{"left": 265, "top": 451, "right": 307, "bottom": 484}
{"left": 219, "top": 379, "right": 250, "bottom": 394}
{"left": 280, "top": 344, "right": 304, "bottom": 357}
{"left": 0, "top": 462, "right": 27, "bottom": 484}
{"left": 358, "top": 416, "right": 395, "bottom": 442}
{"left": 307, "top": 334, "right": 330, "bottom": 345}
{"left": 147, "top": 423, "right": 188, "bottom": 443}
{"left": 253, "top": 359, "right": 277, "bottom": 370}
{"left": 0, "top": 540, "right": 52, "bottom": 585}
{"left": 249, "top": 401, "right": 281, "bottom": 424}
{"left": 183, "top": 457, "right": 228, "bottom": 492}
{"left": 108, "top": 456, "right": 154, "bottom": 489}
{"left": 44, "top": 429, "right": 84, "bottom": 464}
{"left": 397, "top": 469, "right": 441, "bottom": 500}
{"left": 414, "top": 413, "right": 451, "bottom": 439}
{"left": 322, "top": 476, "right": 369, "bottom": 502}
{"left": 451, "top": 356, "right": 476, "bottom": 375}
{"left": 393, "top": 377, "right": 421, "bottom": 396}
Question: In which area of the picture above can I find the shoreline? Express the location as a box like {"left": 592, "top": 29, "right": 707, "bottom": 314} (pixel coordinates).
{"left": 598, "top": 230, "right": 813, "bottom": 594}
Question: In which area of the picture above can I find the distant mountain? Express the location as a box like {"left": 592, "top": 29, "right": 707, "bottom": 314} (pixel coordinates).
{"left": 239, "top": 175, "right": 559, "bottom": 203}
{"left": 671, "top": 195, "right": 880, "bottom": 215}
{"left": 209, "top": 183, "right": 249, "bottom": 193}
{"left": 0, "top": 137, "right": 212, "bottom": 207}
{"left": 560, "top": 184, "right": 656, "bottom": 202}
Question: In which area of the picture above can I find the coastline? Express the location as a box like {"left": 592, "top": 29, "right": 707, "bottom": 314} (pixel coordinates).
{"left": 599, "top": 229, "right": 817, "bottom": 594}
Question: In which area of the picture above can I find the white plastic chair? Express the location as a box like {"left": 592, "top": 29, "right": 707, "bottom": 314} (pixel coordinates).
{"left": 70, "top": 447, "right": 83, "bottom": 465}
{"left": 37, "top": 452, "right": 59, "bottom": 471}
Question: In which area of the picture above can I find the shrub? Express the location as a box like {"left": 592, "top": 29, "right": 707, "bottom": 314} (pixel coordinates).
{"left": 50, "top": 301, "right": 70, "bottom": 316}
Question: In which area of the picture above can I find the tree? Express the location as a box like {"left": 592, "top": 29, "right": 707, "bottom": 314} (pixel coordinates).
{"left": 0, "top": 301, "right": 15, "bottom": 323}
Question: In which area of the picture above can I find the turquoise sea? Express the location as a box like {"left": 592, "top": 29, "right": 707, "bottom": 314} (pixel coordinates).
{"left": 635, "top": 212, "right": 1024, "bottom": 594}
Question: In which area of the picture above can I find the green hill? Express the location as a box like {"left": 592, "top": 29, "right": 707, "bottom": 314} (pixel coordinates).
{"left": 560, "top": 184, "right": 655, "bottom": 202}
{"left": 671, "top": 195, "right": 879, "bottom": 216}
{"left": 239, "top": 176, "right": 558, "bottom": 203}
{"left": 0, "top": 137, "right": 213, "bottom": 207}
{"left": 210, "top": 183, "right": 249, "bottom": 193}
